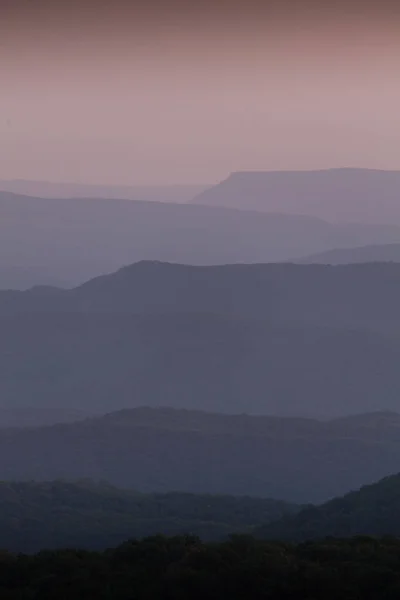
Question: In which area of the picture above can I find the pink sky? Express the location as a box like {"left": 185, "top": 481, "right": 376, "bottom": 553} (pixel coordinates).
{"left": 1, "top": 0, "right": 399, "bottom": 184}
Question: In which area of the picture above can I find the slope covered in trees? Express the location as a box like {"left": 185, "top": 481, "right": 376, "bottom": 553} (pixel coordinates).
{"left": 257, "top": 472, "right": 400, "bottom": 541}
{"left": 0, "top": 480, "right": 297, "bottom": 553}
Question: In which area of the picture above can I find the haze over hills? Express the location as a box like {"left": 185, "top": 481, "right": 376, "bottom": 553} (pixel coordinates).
{"left": 2, "top": 190, "right": 400, "bottom": 288}
{"left": 5, "top": 469, "right": 400, "bottom": 553}
{"left": 1, "top": 408, "right": 400, "bottom": 504}
{"left": 300, "top": 243, "right": 400, "bottom": 264}
{"left": 2, "top": 311, "right": 400, "bottom": 416}
{"left": 0, "top": 408, "right": 93, "bottom": 429}
{"left": 0, "top": 267, "right": 70, "bottom": 291}
{"left": 0, "top": 180, "right": 209, "bottom": 203}
{"left": 193, "top": 168, "right": 400, "bottom": 225}
{"left": 2, "top": 262, "right": 400, "bottom": 416}
{"left": 2, "top": 261, "right": 400, "bottom": 334}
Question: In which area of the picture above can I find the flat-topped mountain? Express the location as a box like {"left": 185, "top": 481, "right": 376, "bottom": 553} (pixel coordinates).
{"left": 193, "top": 168, "right": 400, "bottom": 224}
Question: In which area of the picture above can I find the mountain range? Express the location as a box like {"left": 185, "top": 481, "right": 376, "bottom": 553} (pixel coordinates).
{"left": 2, "top": 261, "right": 400, "bottom": 416}
{"left": 2, "top": 190, "right": 400, "bottom": 289}
{"left": 2, "top": 261, "right": 400, "bottom": 333}
{"left": 193, "top": 168, "right": 400, "bottom": 224}
{"left": 300, "top": 242, "right": 400, "bottom": 264}
{"left": 0, "top": 180, "right": 209, "bottom": 203}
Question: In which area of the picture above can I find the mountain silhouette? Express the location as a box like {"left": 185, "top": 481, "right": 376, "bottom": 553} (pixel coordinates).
{"left": 193, "top": 168, "right": 400, "bottom": 224}
{"left": 299, "top": 243, "right": 400, "bottom": 264}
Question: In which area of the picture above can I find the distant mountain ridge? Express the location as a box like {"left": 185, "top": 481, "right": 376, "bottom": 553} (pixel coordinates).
{"left": 300, "top": 243, "right": 400, "bottom": 264}
{"left": 0, "top": 179, "right": 209, "bottom": 203}
{"left": 2, "top": 262, "right": 400, "bottom": 417}
{"left": 2, "top": 190, "right": 400, "bottom": 288}
{"left": 193, "top": 168, "right": 400, "bottom": 224}
{"left": 0, "top": 408, "right": 93, "bottom": 428}
{"left": 2, "top": 261, "right": 400, "bottom": 334}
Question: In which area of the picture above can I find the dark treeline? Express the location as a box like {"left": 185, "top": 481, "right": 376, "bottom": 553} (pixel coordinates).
{"left": 2, "top": 535, "right": 400, "bottom": 599}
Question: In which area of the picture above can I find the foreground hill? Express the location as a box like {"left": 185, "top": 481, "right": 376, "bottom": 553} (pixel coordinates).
{"left": 193, "top": 168, "right": 400, "bottom": 224}
{"left": 1, "top": 191, "right": 400, "bottom": 288}
{"left": 1, "top": 408, "right": 400, "bottom": 503}
{"left": 0, "top": 480, "right": 297, "bottom": 553}
{"left": 300, "top": 243, "right": 400, "bottom": 264}
{"left": 1, "top": 312, "right": 400, "bottom": 416}
{"left": 257, "top": 472, "right": 400, "bottom": 541}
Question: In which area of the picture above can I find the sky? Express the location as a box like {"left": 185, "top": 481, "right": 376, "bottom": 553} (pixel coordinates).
{"left": 1, "top": 0, "right": 400, "bottom": 184}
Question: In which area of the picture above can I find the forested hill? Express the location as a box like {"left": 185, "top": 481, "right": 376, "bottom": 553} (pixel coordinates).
{"left": 0, "top": 480, "right": 297, "bottom": 553}
{"left": 256, "top": 472, "right": 400, "bottom": 541}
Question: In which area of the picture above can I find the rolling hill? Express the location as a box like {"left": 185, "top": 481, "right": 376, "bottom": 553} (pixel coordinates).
{"left": 0, "top": 480, "right": 297, "bottom": 553}
{"left": 2, "top": 261, "right": 400, "bottom": 334}
{"left": 1, "top": 408, "right": 400, "bottom": 504}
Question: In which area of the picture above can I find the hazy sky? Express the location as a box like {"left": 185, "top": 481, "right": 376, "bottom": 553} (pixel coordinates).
{"left": 1, "top": 0, "right": 400, "bottom": 184}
